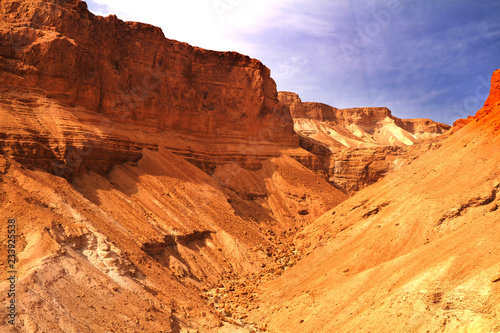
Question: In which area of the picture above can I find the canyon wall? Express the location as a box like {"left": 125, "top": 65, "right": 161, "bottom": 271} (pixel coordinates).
{"left": 0, "top": 0, "right": 297, "bottom": 177}
{"left": 0, "top": 1, "right": 345, "bottom": 332}
{"left": 0, "top": 0, "right": 478, "bottom": 332}
{"left": 279, "top": 91, "right": 451, "bottom": 193}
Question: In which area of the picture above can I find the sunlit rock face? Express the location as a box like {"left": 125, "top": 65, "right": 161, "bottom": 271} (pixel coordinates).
{"left": 253, "top": 69, "right": 500, "bottom": 333}
{"left": 0, "top": 1, "right": 345, "bottom": 332}
{"left": 279, "top": 91, "right": 451, "bottom": 193}
{"left": 2, "top": 0, "right": 493, "bottom": 332}
{"left": 0, "top": 0, "right": 298, "bottom": 177}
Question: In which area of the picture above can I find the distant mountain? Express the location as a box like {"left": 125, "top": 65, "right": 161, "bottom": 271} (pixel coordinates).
{"left": 0, "top": 0, "right": 483, "bottom": 332}
{"left": 279, "top": 92, "right": 451, "bottom": 193}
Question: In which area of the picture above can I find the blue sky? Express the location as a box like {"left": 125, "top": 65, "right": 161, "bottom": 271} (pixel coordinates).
{"left": 86, "top": 0, "right": 500, "bottom": 124}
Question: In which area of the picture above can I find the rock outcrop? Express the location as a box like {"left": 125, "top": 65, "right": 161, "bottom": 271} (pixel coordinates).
{"left": 452, "top": 69, "right": 500, "bottom": 133}
{"left": 279, "top": 92, "right": 451, "bottom": 192}
{"left": 0, "top": 0, "right": 487, "bottom": 332}
{"left": 0, "top": 0, "right": 297, "bottom": 177}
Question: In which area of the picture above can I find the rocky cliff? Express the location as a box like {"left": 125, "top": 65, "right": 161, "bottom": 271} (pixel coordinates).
{"left": 0, "top": 0, "right": 480, "bottom": 332}
{"left": 0, "top": 0, "right": 297, "bottom": 177}
{"left": 0, "top": 1, "right": 347, "bottom": 332}
{"left": 279, "top": 92, "right": 451, "bottom": 192}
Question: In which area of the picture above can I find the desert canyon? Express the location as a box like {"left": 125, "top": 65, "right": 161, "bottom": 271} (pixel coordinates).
{"left": 0, "top": 0, "right": 499, "bottom": 332}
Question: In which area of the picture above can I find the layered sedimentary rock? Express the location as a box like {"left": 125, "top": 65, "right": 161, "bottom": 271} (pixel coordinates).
{"left": 0, "top": 1, "right": 347, "bottom": 332}
{"left": 250, "top": 69, "right": 500, "bottom": 333}
{"left": 280, "top": 92, "right": 449, "bottom": 144}
{"left": 279, "top": 92, "right": 451, "bottom": 192}
{"left": 0, "top": 0, "right": 297, "bottom": 177}
{"left": 1, "top": 0, "right": 486, "bottom": 332}
{"left": 0, "top": 145, "right": 347, "bottom": 332}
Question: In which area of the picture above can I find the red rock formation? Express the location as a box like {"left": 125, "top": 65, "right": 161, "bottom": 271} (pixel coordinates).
{"left": 0, "top": 0, "right": 480, "bottom": 332}
{"left": 0, "top": 1, "right": 347, "bottom": 332}
{"left": 452, "top": 67, "right": 500, "bottom": 132}
{"left": 0, "top": 0, "right": 297, "bottom": 177}
{"left": 482, "top": 68, "right": 500, "bottom": 111}
{"left": 452, "top": 115, "right": 475, "bottom": 132}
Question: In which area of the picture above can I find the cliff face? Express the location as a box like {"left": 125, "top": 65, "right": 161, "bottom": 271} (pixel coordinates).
{"left": 452, "top": 68, "right": 500, "bottom": 132}
{"left": 279, "top": 91, "right": 451, "bottom": 193}
{"left": 482, "top": 68, "right": 500, "bottom": 111}
{"left": 280, "top": 91, "right": 450, "bottom": 146}
{"left": 0, "top": 1, "right": 348, "bottom": 332}
{"left": 252, "top": 69, "right": 500, "bottom": 333}
{"left": 0, "top": 0, "right": 297, "bottom": 176}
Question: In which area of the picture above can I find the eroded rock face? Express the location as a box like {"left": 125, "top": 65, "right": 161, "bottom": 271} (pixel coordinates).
{"left": 0, "top": 0, "right": 297, "bottom": 177}
{"left": 280, "top": 91, "right": 450, "bottom": 141}
{"left": 279, "top": 91, "right": 451, "bottom": 193}
{"left": 452, "top": 67, "right": 500, "bottom": 132}
{"left": 0, "top": 1, "right": 346, "bottom": 332}
{"left": 0, "top": 0, "right": 484, "bottom": 331}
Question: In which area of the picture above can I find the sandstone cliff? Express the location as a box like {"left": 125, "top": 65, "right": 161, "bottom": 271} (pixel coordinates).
{"left": 0, "top": 0, "right": 297, "bottom": 177}
{"left": 0, "top": 1, "right": 347, "bottom": 332}
{"left": 279, "top": 91, "right": 451, "bottom": 192}
{"left": 0, "top": 0, "right": 482, "bottom": 332}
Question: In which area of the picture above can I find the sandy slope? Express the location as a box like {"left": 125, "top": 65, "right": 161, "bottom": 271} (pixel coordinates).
{"left": 0, "top": 0, "right": 495, "bottom": 332}
{"left": 250, "top": 70, "right": 500, "bottom": 332}
{"left": 0, "top": 144, "right": 346, "bottom": 332}
{"left": 279, "top": 92, "right": 451, "bottom": 193}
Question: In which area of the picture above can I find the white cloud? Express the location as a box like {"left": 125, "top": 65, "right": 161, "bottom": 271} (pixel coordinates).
{"left": 86, "top": 0, "right": 302, "bottom": 54}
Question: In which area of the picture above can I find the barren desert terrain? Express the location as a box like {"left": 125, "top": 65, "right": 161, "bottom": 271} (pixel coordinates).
{"left": 0, "top": 0, "right": 499, "bottom": 332}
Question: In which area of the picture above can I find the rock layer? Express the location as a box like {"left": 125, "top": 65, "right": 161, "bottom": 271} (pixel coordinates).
{"left": 0, "top": 1, "right": 346, "bottom": 332}
{"left": 280, "top": 91, "right": 450, "bottom": 144}
{"left": 0, "top": 0, "right": 297, "bottom": 177}
{"left": 279, "top": 92, "right": 451, "bottom": 192}
{"left": 0, "top": 0, "right": 486, "bottom": 332}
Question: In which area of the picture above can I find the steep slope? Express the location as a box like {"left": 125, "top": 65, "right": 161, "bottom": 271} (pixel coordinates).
{"left": 0, "top": 0, "right": 349, "bottom": 332}
{"left": 279, "top": 92, "right": 451, "bottom": 193}
{"left": 0, "top": 0, "right": 474, "bottom": 332}
{"left": 0, "top": 147, "right": 346, "bottom": 332}
{"left": 252, "top": 69, "right": 500, "bottom": 332}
